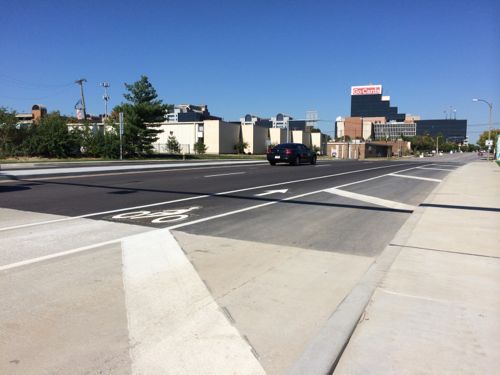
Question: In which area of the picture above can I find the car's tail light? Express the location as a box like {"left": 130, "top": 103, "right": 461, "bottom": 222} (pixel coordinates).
{"left": 285, "top": 149, "right": 293, "bottom": 155}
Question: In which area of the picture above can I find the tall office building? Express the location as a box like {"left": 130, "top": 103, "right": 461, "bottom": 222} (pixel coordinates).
{"left": 415, "top": 119, "right": 467, "bottom": 143}
{"left": 350, "top": 84, "right": 406, "bottom": 122}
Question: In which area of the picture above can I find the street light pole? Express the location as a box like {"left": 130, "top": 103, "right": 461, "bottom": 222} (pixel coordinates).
{"left": 473, "top": 98, "right": 493, "bottom": 161}
{"left": 436, "top": 135, "right": 441, "bottom": 155}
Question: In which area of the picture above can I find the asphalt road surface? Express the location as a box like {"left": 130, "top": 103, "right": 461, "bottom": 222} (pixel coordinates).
{"left": 0, "top": 154, "right": 477, "bottom": 374}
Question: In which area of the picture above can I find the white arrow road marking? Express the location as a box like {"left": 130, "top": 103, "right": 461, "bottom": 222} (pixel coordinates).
{"left": 388, "top": 173, "right": 442, "bottom": 182}
{"left": 324, "top": 188, "right": 415, "bottom": 211}
{"left": 122, "top": 229, "right": 265, "bottom": 374}
{"left": 255, "top": 189, "right": 288, "bottom": 196}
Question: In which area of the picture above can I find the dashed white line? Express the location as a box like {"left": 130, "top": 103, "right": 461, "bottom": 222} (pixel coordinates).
{"left": 167, "top": 165, "right": 425, "bottom": 231}
{"left": 0, "top": 163, "right": 426, "bottom": 232}
{"left": 0, "top": 164, "right": 432, "bottom": 270}
{"left": 0, "top": 163, "right": 265, "bottom": 183}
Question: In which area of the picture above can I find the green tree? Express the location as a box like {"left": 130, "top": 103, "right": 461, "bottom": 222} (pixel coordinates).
{"left": 0, "top": 107, "right": 24, "bottom": 157}
{"left": 194, "top": 139, "right": 208, "bottom": 154}
{"left": 23, "top": 112, "right": 81, "bottom": 158}
{"left": 113, "top": 75, "right": 172, "bottom": 156}
{"left": 78, "top": 123, "right": 120, "bottom": 159}
{"left": 233, "top": 140, "right": 249, "bottom": 154}
{"left": 477, "top": 129, "right": 499, "bottom": 150}
{"left": 166, "top": 134, "right": 181, "bottom": 153}
{"left": 409, "top": 134, "right": 434, "bottom": 153}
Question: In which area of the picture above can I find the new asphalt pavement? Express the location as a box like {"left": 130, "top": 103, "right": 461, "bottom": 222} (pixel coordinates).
{"left": 0, "top": 154, "right": 481, "bottom": 374}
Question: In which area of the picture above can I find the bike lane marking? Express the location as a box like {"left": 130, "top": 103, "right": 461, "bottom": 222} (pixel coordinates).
{"left": 111, "top": 207, "right": 201, "bottom": 224}
{"left": 0, "top": 164, "right": 432, "bottom": 271}
{"left": 0, "top": 163, "right": 427, "bottom": 233}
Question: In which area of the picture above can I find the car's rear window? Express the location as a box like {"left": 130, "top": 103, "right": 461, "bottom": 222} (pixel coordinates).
{"left": 274, "top": 143, "right": 298, "bottom": 150}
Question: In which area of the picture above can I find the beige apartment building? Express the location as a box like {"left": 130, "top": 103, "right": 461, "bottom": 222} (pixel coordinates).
{"left": 66, "top": 105, "right": 328, "bottom": 155}
{"left": 241, "top": 124, "right": 269, "bottom": 154}
{"left": 154, "top": 120, "right": 240, "bottom": 154}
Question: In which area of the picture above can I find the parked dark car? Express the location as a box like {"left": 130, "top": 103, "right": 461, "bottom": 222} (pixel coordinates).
{"left": 267, "top": 143, "right": 317, "bottom": 166}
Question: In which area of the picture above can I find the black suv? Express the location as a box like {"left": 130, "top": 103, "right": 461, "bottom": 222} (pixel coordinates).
{"left": 267, "top": 143, "right": 317, "bottom": 166}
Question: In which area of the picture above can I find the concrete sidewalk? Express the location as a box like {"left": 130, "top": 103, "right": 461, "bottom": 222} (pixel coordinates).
{"left": 334, "top": 160, "right": 500, "bottom": 374}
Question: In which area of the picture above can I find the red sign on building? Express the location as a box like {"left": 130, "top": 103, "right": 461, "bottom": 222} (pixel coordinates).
{"left": 351, "top": 85, "right": 382, "bottom": 95}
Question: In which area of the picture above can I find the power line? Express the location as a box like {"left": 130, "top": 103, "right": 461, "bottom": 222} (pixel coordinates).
{"left": 0, "top": 73, "right": 74, "bottom": 89}
{"left": 0, "top": 86, "right": 74, "bottom": 101}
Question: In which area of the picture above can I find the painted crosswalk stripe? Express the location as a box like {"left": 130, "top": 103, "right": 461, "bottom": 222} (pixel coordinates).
{"left": 324, "top": 188, "right": 415, "bottom": 211}
{"left": 388, "top": 173, "right": 442, "bottom": 182}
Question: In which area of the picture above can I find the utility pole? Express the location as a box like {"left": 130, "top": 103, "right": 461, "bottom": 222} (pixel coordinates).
{"left": 101, "top": 82, "right": 110, "bottom": 120}
{"left": 75, "top": 79, "right": 87, "bottom": 120}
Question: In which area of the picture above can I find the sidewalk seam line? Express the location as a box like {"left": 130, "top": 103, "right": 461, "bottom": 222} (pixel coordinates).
{"left": 389, "top": 243, "right": 500, "bottom": 259}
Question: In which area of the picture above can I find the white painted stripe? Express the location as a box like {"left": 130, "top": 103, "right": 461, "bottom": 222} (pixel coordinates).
{"left": 215, "top": 163, "right": 427, "bottom": 196}
{"left": 324, "top": 188, "right": 415, "bottom": 211}
{"left": 0, "top": 164, "right": 430, "bottom": 270}
{"left": 204, "top": 172, "right": 246, "bottom": 178}
{"left": 167, "top": 164, "right": 425, "bottom": 231}
{"left": 0, "top": 195, "right": 211, "bottom": 232}
{"left": 0, "top": 163, "right": 265, "bottom": 183}
{"left": 388, "top": 173, "right": 442, "bottom": 182}
{"left": 122, "top": 229, "right": 265, "bottom": 374}
{"left": 0, "top": 163, "right": 428, "bottom": 232}
{"left": 416, "top": 167, "right": 456, "bottom": 171}
{"left": 0, "top": 238, "right": 123, "bottom": 271}
{"left": 0, "top": 160, "right": 267, "bottom": 177}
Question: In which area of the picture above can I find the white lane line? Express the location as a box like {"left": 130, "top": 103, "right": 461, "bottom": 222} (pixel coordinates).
{"left": 0, "top": 164, "right": 429, "bottom": 271}
{"left": 416, "top": 167, "right": 456, "bottom": 171}
{"left": 122, "top": 229, "right": 265, "bottom": 374}
{"left": 0, "top": 160, "right": 268, "bottom": 177}
{"left": 0, "top": 238, "right": 123, "bottom": 272}
{"left": 0, "top": 163, "right": 265, "bottom": 183}
{"left": 324, "top": 188, "right": 415, "bottom": 211}
{"left": 0, "top": 195, "right": 211, "bottom": 232}
{"left": 388, "top": 173, "right": 442, "bottom": 182}
{"left": 0, "top": 163, "right": 428, "bottom": 232}
{"left": 215, "top": 163, "right": 426, "bottom": 196}
{"left": 204, "top": 172, "right": 246, "bottom": 178}
{"left": 167, "top": 164, "right": 424, "bottom": 231}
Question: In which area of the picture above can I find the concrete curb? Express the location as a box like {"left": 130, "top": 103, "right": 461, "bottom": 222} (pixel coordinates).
{"left": 288, "top": 163, "right": 460, "bottom": 375}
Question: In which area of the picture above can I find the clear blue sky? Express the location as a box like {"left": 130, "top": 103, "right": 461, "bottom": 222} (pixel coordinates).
{"left": 1, "top": 0, "right": 499, "bottom": 142}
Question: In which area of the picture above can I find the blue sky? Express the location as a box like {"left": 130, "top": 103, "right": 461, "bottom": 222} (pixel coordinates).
{"left": 1, "top": 0, "right": 498, "bottom": 141}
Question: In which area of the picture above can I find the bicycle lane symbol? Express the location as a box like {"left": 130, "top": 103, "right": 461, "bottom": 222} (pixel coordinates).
{"left": 111, "top": 206, "right": 201, "bottom": 224}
